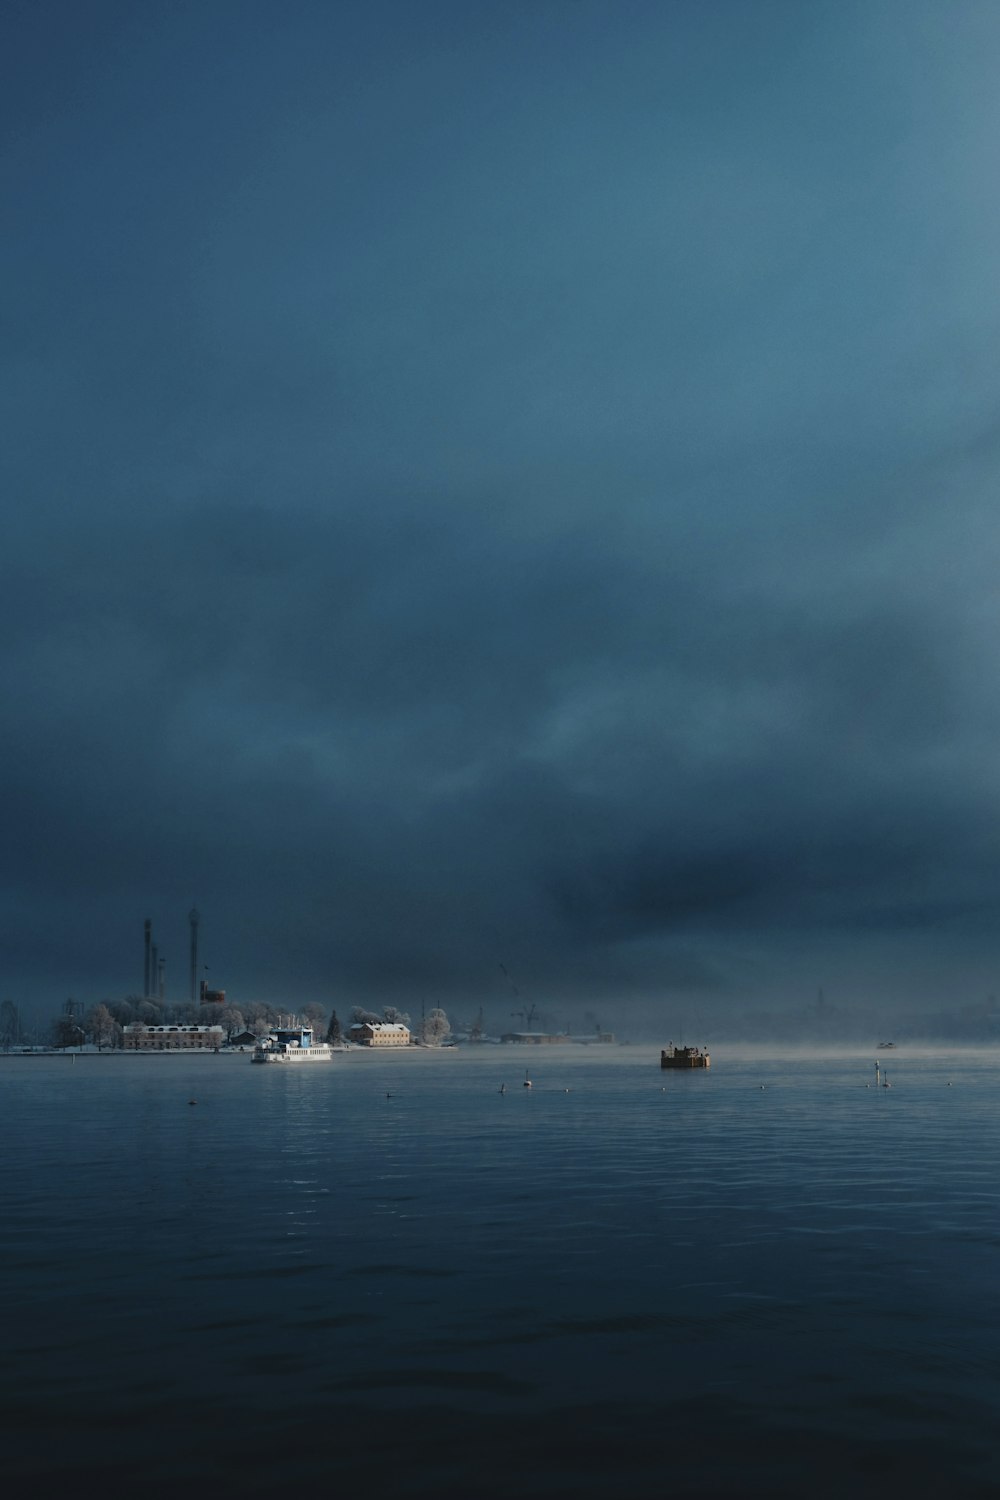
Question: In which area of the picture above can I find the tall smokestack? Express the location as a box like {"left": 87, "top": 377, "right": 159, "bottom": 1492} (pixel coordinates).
{"left": 151, "top": 942, "right": 158, "bottom": 998}
{"left": 158, "top": 957, "right": 166, "bottom": 1001}
{"left": 189, "top": 906, "right": 199, "bottom": 1004}
{"left": 144, "top": 919, "right": 152, "bottom": 997}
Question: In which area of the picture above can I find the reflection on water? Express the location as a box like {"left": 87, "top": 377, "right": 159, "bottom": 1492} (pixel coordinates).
{"left": 3, "top": 1046, "right": 1000, "bottom": 1496}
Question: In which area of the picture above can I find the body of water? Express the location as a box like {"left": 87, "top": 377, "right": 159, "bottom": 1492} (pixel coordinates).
{"left": 3, "top": 1044, "right": 1000, "bottom": 1497}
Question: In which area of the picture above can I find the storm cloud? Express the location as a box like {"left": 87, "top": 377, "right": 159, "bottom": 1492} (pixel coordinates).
{"left": 5, "top": 0, "right": 1000, "bottom": 1030}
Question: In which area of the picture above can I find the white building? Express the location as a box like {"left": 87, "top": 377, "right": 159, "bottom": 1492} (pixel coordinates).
{"left": 349, "top": 1021, "right": 410, "bottom": 1047}
{"left": 123, "top": 1023, "right": 225, "bottom": 1051}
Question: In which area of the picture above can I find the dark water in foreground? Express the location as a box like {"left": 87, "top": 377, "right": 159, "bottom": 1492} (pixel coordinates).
{"left": 3, "top": 1045, "right": 1000, "bottom": 1499}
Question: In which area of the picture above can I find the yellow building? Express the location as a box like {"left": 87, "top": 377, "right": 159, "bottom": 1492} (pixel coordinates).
{"left": 349, "top": 1022, "right": 410, "bottom": 1047}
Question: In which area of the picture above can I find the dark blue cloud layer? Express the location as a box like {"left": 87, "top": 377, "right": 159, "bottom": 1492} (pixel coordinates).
{"left": 5, "top": 2, "right": 1000, "bottom": 1025}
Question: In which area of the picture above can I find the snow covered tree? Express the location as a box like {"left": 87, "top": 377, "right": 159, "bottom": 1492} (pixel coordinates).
{"left": 420, "top": 1008, "right": 450, "bottom": 1046}
{"left": 87, "top": 1003, "right": 117, "bottom": 1051}
{"left": 246, "top": 1002, "right": 279, "bottom": 1032}
{"left": 217, "top": 1006, "right": 244, "bottom": 1041}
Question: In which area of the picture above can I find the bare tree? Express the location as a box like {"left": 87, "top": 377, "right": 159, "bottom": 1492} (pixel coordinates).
{"left": 0, "top": 1000, "right": 20, "bottom": 1051}
{"left": 51, "top": 1015, "right": 85, "bottom": 1049}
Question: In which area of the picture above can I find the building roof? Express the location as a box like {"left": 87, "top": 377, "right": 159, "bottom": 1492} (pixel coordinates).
{"left": 123, "top": 1023, "right": 224, "bottom": 1033}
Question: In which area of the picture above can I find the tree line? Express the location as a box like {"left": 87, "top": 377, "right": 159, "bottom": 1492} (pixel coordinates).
{"left": 7, "top": 997, "right": 452, "bottom": 1050}
{"left": 39, "top": 995, "right": 331, "bottom": 1050}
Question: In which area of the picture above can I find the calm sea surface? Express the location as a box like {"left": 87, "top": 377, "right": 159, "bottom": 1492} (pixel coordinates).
{"left": 3, "top": 1045, "right": 1000, "bottom": 1498}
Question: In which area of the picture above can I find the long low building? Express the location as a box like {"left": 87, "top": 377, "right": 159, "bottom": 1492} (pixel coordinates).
{"left": 123, "top": 1023, "right": 225, "bottom": 1050}
{"left": 500, "top": 1032, "right": 570, "bottom": 1044}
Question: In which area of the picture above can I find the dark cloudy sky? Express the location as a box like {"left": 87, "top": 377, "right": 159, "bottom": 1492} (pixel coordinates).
{"left": 5, "top": 0, "right": 1000, "bottom": 1028}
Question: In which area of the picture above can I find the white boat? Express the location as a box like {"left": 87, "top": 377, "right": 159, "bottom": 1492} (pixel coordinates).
{"left": 252, "top": 1024, "right": 333, "bottom": 1064}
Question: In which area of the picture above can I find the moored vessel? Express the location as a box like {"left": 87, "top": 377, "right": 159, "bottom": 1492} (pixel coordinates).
{"left": 660, "top": 1044, "right": 710, "bottom": 1069}
{"left": 252, "top": 1024, "right": 333, "bottom": 1063}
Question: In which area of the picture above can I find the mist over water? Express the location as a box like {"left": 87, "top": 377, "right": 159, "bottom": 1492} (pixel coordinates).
{"left": 4, "top": 1046, "right": 1000, "bottom": 1498}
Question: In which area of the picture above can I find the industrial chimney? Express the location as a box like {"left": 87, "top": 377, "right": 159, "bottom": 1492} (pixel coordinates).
{"left": 189, "top": 906, "right": 200, "bottom": 1004}
{"left": 144, "top": 918, "right": 152, "bottom": 998}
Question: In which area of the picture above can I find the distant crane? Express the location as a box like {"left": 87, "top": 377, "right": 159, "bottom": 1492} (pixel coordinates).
{"left": 499, "top": 961, "right": 539, "bottom": 1032}
{"left": 499, "top": 962, "right": 519, "bottom": 997}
